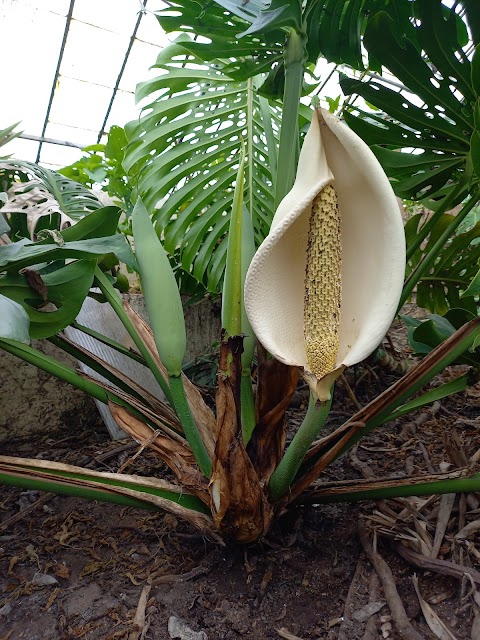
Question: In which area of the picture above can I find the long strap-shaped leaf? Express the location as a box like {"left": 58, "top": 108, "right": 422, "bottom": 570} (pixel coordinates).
{"left": 289, "top": 317, "right": 480, "bottom": 501}
{"left": 0, "top": 455, "right": 222, "bottom": 544}
{"left": 296, "top": 468, "right": 480, "bottom": 506}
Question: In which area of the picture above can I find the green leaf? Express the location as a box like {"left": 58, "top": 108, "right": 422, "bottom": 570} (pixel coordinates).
{"left": 464, "top": 0, "right": 480, "bottom": 46}
{"left": 400, "top": 313, "right": 430, "bottom": 354}
{"left": 104, "top": 126, "right": 128, "bottom": 161}
{"left": 413, "top": 315, "right": 456, "bottom": 349}
{"left": 156, "top": 3, "right": 283, "bottom": 82}
{"left": 307, "top": 0, "right": 377, "bottom": 69}
{"left": 341, "top": 5, "right": 475, "bottom": 204}
{"left": 387, "top": 373, "right": 472, "bottom": 421}
{"left": 0, "top": 161, "right": 102, "bottom": 221}
{"left": 462, "top": 265, "right": 480, "bottom": 298}
{"left": 0, "top": 234, "right": 135, "bottom": 272}
{"left": 61, "top": 206, "right": 121, "bottom": 241}
{"left": 132, "top": 198, "right": 186, "bottom": 376}
{"left": 124, "top": 39, "right": 283, "bottom": 292}
{"left": 0, "top": 215, "right": 10, "bottom": 236}
{"left": 444, "top": 307, "right": 477, "bottom": 329}
{"left": 472, "top": 130, "right": 480, "bottom": 180}
{"left": 0, "top": 122, "right": 22, "bottom": 151}
{"left": 237, "top": 1, "right": 302, "bottom": 37}
{"left": 0, "top": 260, "right": 96, "bottom": 339}
{"left": 406, "top": 310, "right": 480, "bottom": 367}
{"left": 415, "top": 218, "right": 480, "bottom": 314}
{"left": 205, "top": 0, "right": 264, "bottom": 24}
{"left": 364, "top": 10, "right": 472, "bottom": 119}
{"left": 472, "top": 45, "right": 480, "bottom": 97}
{"left": 0, "top": 294, "right": 30, "bottom": 342}
{"left": 417, "top": 0, "right": 474, "bottom": 103}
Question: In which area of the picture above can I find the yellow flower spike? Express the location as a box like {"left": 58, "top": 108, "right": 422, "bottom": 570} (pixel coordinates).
{"left": 304, "top": 184, "right": 342, "bottom": 380}
{"left": 244, "top": 108, "right": 406, "bottom": 401}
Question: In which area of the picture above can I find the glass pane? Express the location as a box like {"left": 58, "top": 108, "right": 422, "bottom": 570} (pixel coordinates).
{"left": 119, "top": 40, "right": 161, "bottom": 92}
{"left": 61, "top": 20, "right": 129, "bottom": 87}
{"left": 48, "top": 77, "right": 113, "bottom": 130}
{"left": 3, "top": 137, "right": 40, "bottom": 163}
{"left": 135, "top": 7, "right": 169, "bottom": 46}
{"left": 104, "top": 89, "right": 137, "bottom": 131}
{"left": 73, "top": 0, "right": 139, "bottom": 35}
{"left": 44, "top": 123, "right": 95, "bottom": 148}
{"left": 39, "top": 142, "right": 84, "bottom": 168}
{"left": 0, "top": 1, "right": 66, "bottom": 133}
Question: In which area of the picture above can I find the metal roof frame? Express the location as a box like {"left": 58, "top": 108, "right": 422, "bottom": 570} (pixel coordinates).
{"left": 22, "top": 0, "right": 150, "bottom": 162}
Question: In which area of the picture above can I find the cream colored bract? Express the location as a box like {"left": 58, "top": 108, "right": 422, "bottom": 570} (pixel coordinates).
{"left": 244, "top": 108, "right": 406, "bottom": 400}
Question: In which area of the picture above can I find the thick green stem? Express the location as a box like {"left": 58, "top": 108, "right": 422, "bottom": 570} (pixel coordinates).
{"left": 269, "top": 392, "right": 331, "bottom": 501}
{"left": 400, "top": 193, "right": 479, "bottom": 308}
{"left": 94, "top": 267, "right": 173, "bottom": 405}
{"left": 0, "top": 472, "right": 160, "bottom": 511}
{"left": 168, "top": 374, "right": 212, "bottom": 478}
{"left": 274, "top": 28, "right": 307, "bottom": 210}
{"left": 247, "top": 77, "right": 254, "bottom": 218}
{"left": 241, "top": 372, "right": 256, "bottom": 443}
{"left": 0, "top": 465, "right": 207, "bottom": 512}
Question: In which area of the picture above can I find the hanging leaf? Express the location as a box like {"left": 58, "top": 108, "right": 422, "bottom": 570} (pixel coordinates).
{"left": 0, "top": 260, "right": 97, "bottom": 339}
{"left": 0, "top": 123, "right": 22, "bottom": 154}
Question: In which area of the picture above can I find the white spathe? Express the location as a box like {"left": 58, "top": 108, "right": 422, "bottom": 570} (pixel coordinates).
{"left": 244, "top": 108, "right": 405, "bottom": 399}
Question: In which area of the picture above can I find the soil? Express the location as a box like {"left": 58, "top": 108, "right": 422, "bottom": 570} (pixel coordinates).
{"left": 1, "top": 324, "right": 480, "bottom": 640}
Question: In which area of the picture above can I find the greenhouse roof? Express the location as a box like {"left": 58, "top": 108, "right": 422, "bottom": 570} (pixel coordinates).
{"left": 1, "top": 0, "right": 168, "bottom": 168}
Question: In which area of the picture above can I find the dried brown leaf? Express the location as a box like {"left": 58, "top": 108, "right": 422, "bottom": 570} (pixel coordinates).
{"left": 247, "top": 357, "right": 299, "bottom": 482}
{"left": 108, "top": 403, "right": 209, "bottom": 500}
{"left": 122, "top": 301, "right": 216, "bottom": 456}
{"left": 412, "top": 575, "right": 459, "bottom": 640}
{"left": 209, "top": 334, "right": 271, "bottom": 543}
{"left": 0, "top": 455, "right": 222, "bottom": 543}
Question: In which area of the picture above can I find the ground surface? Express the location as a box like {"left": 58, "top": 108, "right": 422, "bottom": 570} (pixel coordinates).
{"left": 1, "top": 326, "right": 480, "bottom": 640}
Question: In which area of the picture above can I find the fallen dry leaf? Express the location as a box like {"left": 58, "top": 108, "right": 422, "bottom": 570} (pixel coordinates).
{"left": 412, "top": 575, "right": 459, "bottom": 640}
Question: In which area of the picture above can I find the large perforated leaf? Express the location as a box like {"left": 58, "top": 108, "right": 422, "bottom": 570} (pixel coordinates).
{"left": 341, "top": 1, "right": 476, "bottom": 204}
{"left": 124, "top": 39, "right": 283, "bottom": 292}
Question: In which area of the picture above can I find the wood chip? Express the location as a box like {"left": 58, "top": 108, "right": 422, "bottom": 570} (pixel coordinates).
{"left": 128, "top": 582, "right": 152, "bottom": 640}
{"left": 353, "top": 601, "right": 386, "bottom": 622}
{"left": 276, "top": 628, "right": 306, "bottom": 640}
